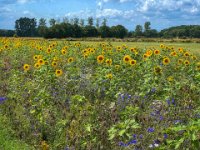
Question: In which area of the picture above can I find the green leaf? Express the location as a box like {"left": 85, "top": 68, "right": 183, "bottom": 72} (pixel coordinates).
{"left": 119, "top": 129, "right": 126, "bottom": 136}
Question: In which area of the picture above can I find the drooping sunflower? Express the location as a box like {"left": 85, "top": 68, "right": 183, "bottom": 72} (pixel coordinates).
{"left": 105, "top": 59, "right": 112, "bottom": 66}
{"left": 184, "top": 60, "right": 190, "bottom": 66}
{"left": 34, "top": 63, "right": 41, "bottom": 69}
{"left": 123, "top": 55, "right": 131, "bottom": 63}
{"left": 196, "top": 62, "right": 200, "bottom": 70}
{"left": 97, "top": 55, "right": 104, "bottom": 63}
{"left": 23, "top": 64, "right": 30, "bottom": 71}
{"left": 163, "top": 57, "right": 170, "bottom": 65}
{"left": 154, "top": 66, "right": 162, "bottom": 75}
{"left": 154, "top": 50, "right": 160, "bottom": 55}
{"left": 55, "top": 69, "right": 63, "bottom": 77}
{"left": 130, "top": 59, "right": 137, "bottom": 66}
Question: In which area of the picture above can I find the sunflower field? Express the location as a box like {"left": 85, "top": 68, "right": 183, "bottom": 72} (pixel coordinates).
{"left": 0, "top": 37, "right": 200, "bottom": 150}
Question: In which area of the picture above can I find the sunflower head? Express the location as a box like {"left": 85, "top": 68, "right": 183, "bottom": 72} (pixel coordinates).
{"left": 123, "top": 55, "right": 131, "bottom": 63}
{"left": 68, "top": 57, "right": 74, "bottom": 63}
{"left": 167, "top": 76, "right": 174, "bottom": 82}
{"left": 184, "top": 60, "right": 190, "bottom": 66}
{"left": 51, "top": 61, "right": 57, "bottom": 67}
{"left": 154, "top": 66, "right": 162, "bottom": 75}
{"left": 33, "top": 55, "right": 38, "bottom": 60}
{"left": 184, "top": 52, "right": 190, "bottom": 57}
{"left": 106, "top": 73, "right": 113, "bottom": 80}
{"left": 163, "top": 57, "right": 170, "bottom": 65}
{"left": 154, "top": 50, "right": 160, "bottom": 55}
{"left": 170, "top": 51, "right": 177, "bottom": 57}
{"left": 178, "top": 59, "right": 183, "bottom": 65}
{"left": 196, "top": 62, "right": 200, "bottom": 70}
{"left": 56, "top": 69, "right": 63, "bottom": 77}
{"left": 130, "top": 59, "right": 137, "bottom": 66}
{"left": 115, "top": 65, "right": 120, "bottom": 70}
{"left": 34, "top": 63, "right": 41, "bottom": 69}
{"left": 105, "top": 59, "right": 112, "bottom": 66}
{"left": 23, "top": 64, "right": 30, "bottom": 71}
{"left": 97, "top": 55, "right": 104, "bottom": 63}
{"left": 61, "top": 49, "right": 67, "bottom": 55}
{"left": 38, "top": 59, "right": 45, "bottom": 65}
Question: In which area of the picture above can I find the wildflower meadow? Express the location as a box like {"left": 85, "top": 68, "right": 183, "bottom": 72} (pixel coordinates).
{"left": 0, "top": 37, "right": 200, "bottom": 150}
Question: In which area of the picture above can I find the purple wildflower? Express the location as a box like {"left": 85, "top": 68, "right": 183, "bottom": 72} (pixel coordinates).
{"left": 147, "top": 127, "right": 155, "bottom": 133}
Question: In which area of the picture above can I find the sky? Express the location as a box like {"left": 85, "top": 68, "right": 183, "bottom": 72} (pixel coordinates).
{"left": 0, "top": 0, "right": 200, "bottom": 31}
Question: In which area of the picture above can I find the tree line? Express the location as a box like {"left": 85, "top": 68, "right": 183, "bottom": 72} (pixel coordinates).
{"left": 1, "top": 17, "right": 200, "bottom": 38}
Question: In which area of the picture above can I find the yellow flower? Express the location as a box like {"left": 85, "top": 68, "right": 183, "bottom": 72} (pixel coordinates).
{"left": 184, "top": 52, "right": 190, "bottom": 57}
{"left": 51, "top": 61, "right": 57, "bottom": 67}
{"left": 38, "top": 59, "right": 45, "bottom": 65}
{"left": 68, "top": 57, "right": 74, "bottom": 63}
{"left": 146, "top": 50, "right": 153, "bottom": 57}
{"left": 33, "top": 55, "right": 38, "bottom": 60}
{"left": 115, "top": 65, "right": 120, "bottom": 70}
{"left": 170, "top": 51, "right": 177, "bottom": 57}
{"left": 34, "top": 63, "right": 41, "bottom": 69}
{"left": 154, "top": 50, "right": 160, "bottom": 55}
{"left": 167, "top": 76, "right": 174, "bottom": 82}
{"left": 46, "top": 48, "right": 51, "bottom": 54}
{"left": 116, "top": 46, "right": 122, "bottom": 51}
{"left": 154, "top": 66, "right": 162, "bottom": 75}
{"left": 61, "top": 49, "right": 67, "bottom": 55}
{"left": 106, "top": 59, "right": 112, "bottom": 66}
{"left": 178, "top": 59, "right": 183, "bottom": 65}
{"left": 106, "top": 73, "right": 113, "bottom": 79}
{"left": 130, "top": 59, "right": 137, "bottom": 66}
{"left": 178, "top": 48, "right": 183, "bottom": 53}
{"left": 163, "top": 57, "right": 170, "bottom": 65}
{"left": 55, "top": 69, "right": 63, "bottom": 77}
{"left": 23, "top": 64, "right": 30, "bottom": 71}
{"left": 196, "top": 62, "right": 200, "bottom": 70}
{"left": 160, "top": 44, "right": 165, "bottom": 48}
{"left": 97, "top": 55, "right": 104, "bottom": 63}
{"left": 123, "top": 55, "right": 131, "bottom": 63}
{"left": 184, "top": 60, "right": 190, "bottom": 66}
{"left": 143, "top": 54, "right": 148, "bottom": 59}
{"left": 41, "top": 140, "right": 49, "bottom": 150}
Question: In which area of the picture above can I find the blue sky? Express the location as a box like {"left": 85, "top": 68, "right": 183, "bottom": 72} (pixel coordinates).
{"left": 1, "top": 0, "right": 200, "bottom": 30}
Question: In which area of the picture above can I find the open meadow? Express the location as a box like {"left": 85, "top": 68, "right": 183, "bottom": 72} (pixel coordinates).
{"left": 0, "top": 38, "right": 200, "bottom": 149}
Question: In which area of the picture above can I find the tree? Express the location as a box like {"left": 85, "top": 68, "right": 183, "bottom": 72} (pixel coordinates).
{"left": 96, "top": 18, "right": 100, "bottom": 28}
{"left": 63, "top": 17, "right": 69, "bottom": 23}
{"left": 49, "top": 18, "right": 56, "bottom": 27}
{"left": 110, "top": 25, "right": 128, "bottom": 38}
{"left": 80, "top": 19, "right": 85, "bottom": 27}
{"left": 135, "top": 25, "right": 143, "bottom": 37}
{"left": 15, "top": 17, "right": 37, "bottom": 37}
{"left": 102, "top": 18, "right": 107, "bottom": 26}
{"left": 73, "top": 18, "right": 79, "bottom": 25}
{"left": 88, "top": 17, "right": 94, "bottom": 26}
{"left": 83, "top": 25, "right": 98, "bottom": 37}
{"left": 37, "top": 18, "right": 47, "bottom": 37}
{"left": 99, "top": 25, "right": 111, "bottom": 38}
{"left": 144, "top": 21, "right": 151, "bottom": 32}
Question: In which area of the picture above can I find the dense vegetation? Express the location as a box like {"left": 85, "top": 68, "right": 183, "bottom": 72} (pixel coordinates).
{"left": 0, "top": 38, "right": 200, "bottom": 149}
{"left": 1, "top": 17, "right": 200, "bottom": 39}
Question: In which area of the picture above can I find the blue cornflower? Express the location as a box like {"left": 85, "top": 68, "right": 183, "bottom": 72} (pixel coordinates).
{"left": 166, "top": 99, "right": 170, "bottom": 105}
{"left": 139, "top": 134, "right": 143, "bottom": 139}
{"left": 0, "top": 97, "right": 7, "bottom": 104}
{"left": 172, "top": 98, "right": 175, "bottom": 105}
{"left": 164, "top": 133, "right": 168, "bottom": 139}
{"left": 147, "top": 127, "right": 155, "bottom": 133}
{"left": 151, "top": 88, "right": 156, "bottom": 93}
{"left": 132, "top": 134, "right": 137, "bottom": 139}
{"left": 130, "top": 139, "right": 137, "bottom": 144}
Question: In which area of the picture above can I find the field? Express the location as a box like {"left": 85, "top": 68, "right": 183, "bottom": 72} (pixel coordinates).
{"left": 0, "top": 38, "right": 200, "bottom": 150}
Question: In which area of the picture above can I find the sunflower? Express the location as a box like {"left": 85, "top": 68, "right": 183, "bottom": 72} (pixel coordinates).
{"left": 68, "top": 57, "right": 74, "bottom": 63}
{"left": 154, "top": 50, "right": 160, "bottom": 55}
{"left": 106, "top": 73, "right": 113, "bottom": 79}
{"left": 184, "top": 60, "right": 190, "bottom": 66}
{"left": 34, "top": 63, "right": 41, "bottom": 69}
{"left": 167, "top": 76, "right": 174, "bottom": 82}
{"left": 61, "top": 49, "right": 67, "bottom": 55}
{"left": 38, "top": 59, "right": 45, "bottom": 65}
{"left": 192, "top": 55, "right": 197, "bottom": 60}
{"left": 46, "top": 48, "right": 51, "bottom": 54}
{"left": 23, "top": 64, "right": 30, "bottom": 71}
{"left": 143, "top": 54, "right": 148, "bottom": 59}
{"left": 116, "top": 46, "right": 122, "bottom": 51}
{"left": 51, "top": 61, "right": 57, "bottom": 67}
{"left": 163, "top": 57, "right": 170, "bottom": 65}
{"left": 184, "top": 52, "right": 190, "bottom": 57}
{"left": 146, "top": 50, "right": 153, "bottom": 57}
{"left": 105, "top": 59, "right": 112, "bottom": 66}
{"left": 130, "top": 59, "right": 137, "bottom": 66}
{"left": 196, "top": 62, "right": 200, "bottom": 70}
{"left": 178, "top": 59, "right": 183, "bottom": 65}
{"left": 160, "top": 44, "right": 165, "bottom": 49}
{"left": 115, "top": 65, "right": 120, "bottom": 70}
{"left": 55, "top": 69, "right": 63, "bottom": 77}
{"left": 178, "top": 48, "right": 183, "bottom": 53}
{"left": 170, "top": 51, "right": 177, "bottom": 57}
{"left": 123, "top": 55, "right": 131, "bottom": 63}
{"left": 97, "top": 55, "right": 104, "bottom": 63}
{"left": 154, "top": 66, "right": 162, "bottom": 75}
{"left": 33, "top": 55, "right": 38, "bottom": 60}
